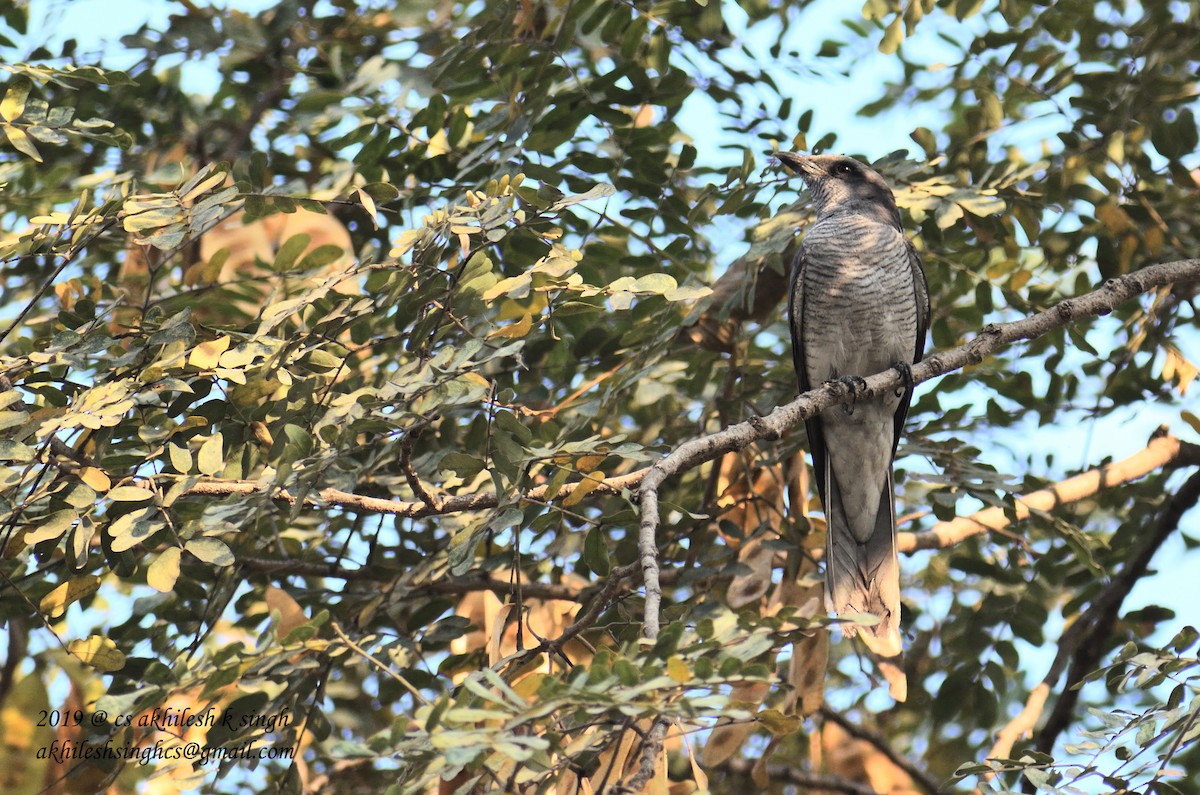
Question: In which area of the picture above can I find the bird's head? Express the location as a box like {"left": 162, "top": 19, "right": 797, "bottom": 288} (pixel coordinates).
{"left": 774, "top": 152, "right": 901, "bottom": 228}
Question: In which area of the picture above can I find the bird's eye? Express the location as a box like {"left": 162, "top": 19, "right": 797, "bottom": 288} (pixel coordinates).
{"left": 833, "top": 162, "right": 855, "bottom": 175}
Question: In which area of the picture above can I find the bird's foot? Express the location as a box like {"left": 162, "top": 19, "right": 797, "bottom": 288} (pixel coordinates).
{"left": 892, "top": 361, "right": 915, "bottom": 397}
{"left": 834, "top": 375, "right": 868, "bottom": 415}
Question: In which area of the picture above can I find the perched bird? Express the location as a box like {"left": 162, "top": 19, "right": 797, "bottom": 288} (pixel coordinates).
{"left": 775, "top": 152, "right": 929, "bottom": 658}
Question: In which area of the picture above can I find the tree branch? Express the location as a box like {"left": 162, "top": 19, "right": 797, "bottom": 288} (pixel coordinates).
{"left": 237, "top": 558, "right": 592, "bottom": 600}
{"left": 630, "top": 257, "right": 1200, "bottom": 790}
{"left": 716, "top": 755, "right": 885, "bottom": 795}
{"left": 167, "top": 468, "right": 650, "bottom": 517}
{"left": 636, "top": 257, "right": 1200, "bottom": 639}
{"left": 1032, "top": 469, "right": 1200, "bottom": 750}
{"left": 819, "top": 705, "right": 943, "bottom": 795}
{"left": 987, "top": 469, "right": 1200, "bottom": 770}
{"left": 898, "top": 429, "right": 1200, "bottom": 553}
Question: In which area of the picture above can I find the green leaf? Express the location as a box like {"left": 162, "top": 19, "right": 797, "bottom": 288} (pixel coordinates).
{"left": 447, "top": 516, "right": 488, "bottom": 576}
{"left": 147, "top": 547, "right": 182, "bottom": 592}
{"left": 108, "top": 486, "right": 155, "bottom": 502}
{"left": 143, "top": 225, "right": 187, "bottom": 250}
{"left": 0, "top": 440, "right": 34, "bottom": 462}
{"left": 185, "top": 537, "right": 235, "bottom": 566}
{"left": 197, "top": 434, "right": 224, "bottom": 476}
{"left": 122, "top": 204, "right": 185, "bottom": 232}
{"left": 273, "top": 233, "right": 312, "bottom": 271}
{"left": 548, "top": 183, "right": 615, "bottom": 211}
{"left": 168, "top": 443, "right": 193, "bottom": 474}
{"left": 26, "top": 510, "right": 77, "bottom": 544}
{"left": 298, "top": 243, "right": 346, "bottom": 270}
{"left": 582, "top": 526, "right": 611, "bottom": 576}
{"left": 108, "top": 509, "right": 158, "bottom": 553}
{"left": 440, "top": 452, "right": 485, "bottom": 479}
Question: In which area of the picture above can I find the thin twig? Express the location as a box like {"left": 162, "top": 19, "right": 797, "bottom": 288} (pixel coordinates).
{"left": 717, "top": 755, "right": 884, "bottom": 795}
{"left": 819, "top": 705, "right": 943, "bottom": 794}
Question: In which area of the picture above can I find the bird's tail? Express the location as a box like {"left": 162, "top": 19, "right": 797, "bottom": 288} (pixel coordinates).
{"left": 823, "top": 469, "right": 902, "bottom": 658}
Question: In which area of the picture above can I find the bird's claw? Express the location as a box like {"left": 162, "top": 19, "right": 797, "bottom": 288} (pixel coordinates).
{"left": 892, "top": 361, "right": 915, "bottom": 397}
{"left": 834, "top": 375, "right": 868, "bottom": 415}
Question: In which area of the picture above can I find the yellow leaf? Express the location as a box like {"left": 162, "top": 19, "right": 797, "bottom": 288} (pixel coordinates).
{"left": 3, "top": 123, "right": 42, "bottom": 162}
{"left": 1096, "top": 202, "right": 1134, "bottom": 234}
{"left": 577, "top": 454, "right": 606, "bottom": 472}
{"left": 40, "top": 575, "right": 102, "bottom": 619}
{"left": 30, "top": 211, "right": 72, "bottom": 225}
{"left": 108, "top": 485, "right": 155, "bottom": 501}
{"left": 512, "top": 672, "right": 547, "bottom": 700}
{"left": 1009, "top": 269, "right": 1032, "bottom": 291}
{"left": 488, "top": 602, "right": 516, "bottom": 665}
{"left": 880, "top": 659, "right": 908, "bottom": 702}
{"left": 703, "top": 682, "right": 771, "bottom": 767}
{"left": 147, "top": 547, "right": 182, "bottom": 592}
{"left": 757, "top": 708, "right": 802, "bottom": 737}
{"left": 189, "top": 336, "right": 232, "bottom": 369}
{"left": 197, "top": 433, "right": 224, "bottom": 476}
{"left": 563, "top": 473, "right": 603, "bottom": 507}
{"left": 0, "top": 78, "right": 30, "bottom": 121}
{"left": 488, "top": 312, "right": 533, "bottom": 339}
{"left": 68, "top": 635, "right": 126, "bottom": 673}
{"left": 181, "top": 171, "right": 227, "bottom": 202}
{"left": 666, "top": 656, "right": 690, "bottom": 683}
{"left": 1181, "top": 410, "right": 1200, "bottom": 436}
{"left": 356, "top": 187, "right": 379, "bottom": 228}
{"left": 482, "top": 273, "right": 531, "bottom": 301}
{"left": 678, "top": 725, "right": 709, "bottom": 790}
{"left": 79, "top": 467, "right": 110, "bottom": 492}
{"left": 390, "top": 229, "right": 423, "bottom": 257}
{"left": 460, "top": 372, "right": 490, "bottom": 389}
{"left": 266, "top": 584, "right": 310, "bottom": 637}
{"left": 879, "top": 15, "right": 904, "bottom": 53}
{"left": 426, "top": 128, "right": 450, "bottom": 156}
{"left": 1143, "top": 225, "right": 1164, "bottom": 256}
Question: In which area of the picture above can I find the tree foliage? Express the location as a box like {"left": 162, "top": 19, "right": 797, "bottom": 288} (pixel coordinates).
{"left": 0, "top": 0, "right": 1198, "bottom": 793}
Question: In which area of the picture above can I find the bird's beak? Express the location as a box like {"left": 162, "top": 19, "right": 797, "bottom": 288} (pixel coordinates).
{"left": 773, "top": 151, "right": 815, "bottom": 177}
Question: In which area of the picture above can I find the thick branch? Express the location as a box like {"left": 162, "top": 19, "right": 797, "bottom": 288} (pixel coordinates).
{"left": 237, "top": 558, "right": 590, "bottom": 600}
{"left": 630, "top": 257, "right": 1199, "bottom": 791}
{"left": 170, "top": 468, "right": 649, "bottom": 517}
{"left": 898, "top": 431, "right": 1200, "bottom": 553}
{"left": 618, "top": 719, "right": 669, "bottom": 794}
{"left": 160, "top": 252, "right": 1198, "bottom": 530}
{"left": 988, "top": 469, "right": 1200, "bottom": 768}
{"left": 637, "top": 257, "right": 1200, "bottom": 638}
{"left": 1032, "top": 468, "right": 1200, "bottom": 753}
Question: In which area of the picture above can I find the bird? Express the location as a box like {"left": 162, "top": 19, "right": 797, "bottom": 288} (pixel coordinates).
{"left": 774, "top": 152, "right": 929, "bottom": 658}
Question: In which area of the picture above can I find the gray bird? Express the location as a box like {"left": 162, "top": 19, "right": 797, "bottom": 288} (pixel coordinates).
{"left": 775, "top": 152, "right": 929, "bottom": 658}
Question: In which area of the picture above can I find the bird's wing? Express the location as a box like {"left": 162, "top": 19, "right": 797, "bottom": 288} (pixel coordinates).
{"left": 908, "top": 238, "right": 930, "bottom": 364}
{"left": 889, "top": 239, "right": 930, "bottom": 459}
{"left": 788, "top": 241, "right": 829, "bottom": 509}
